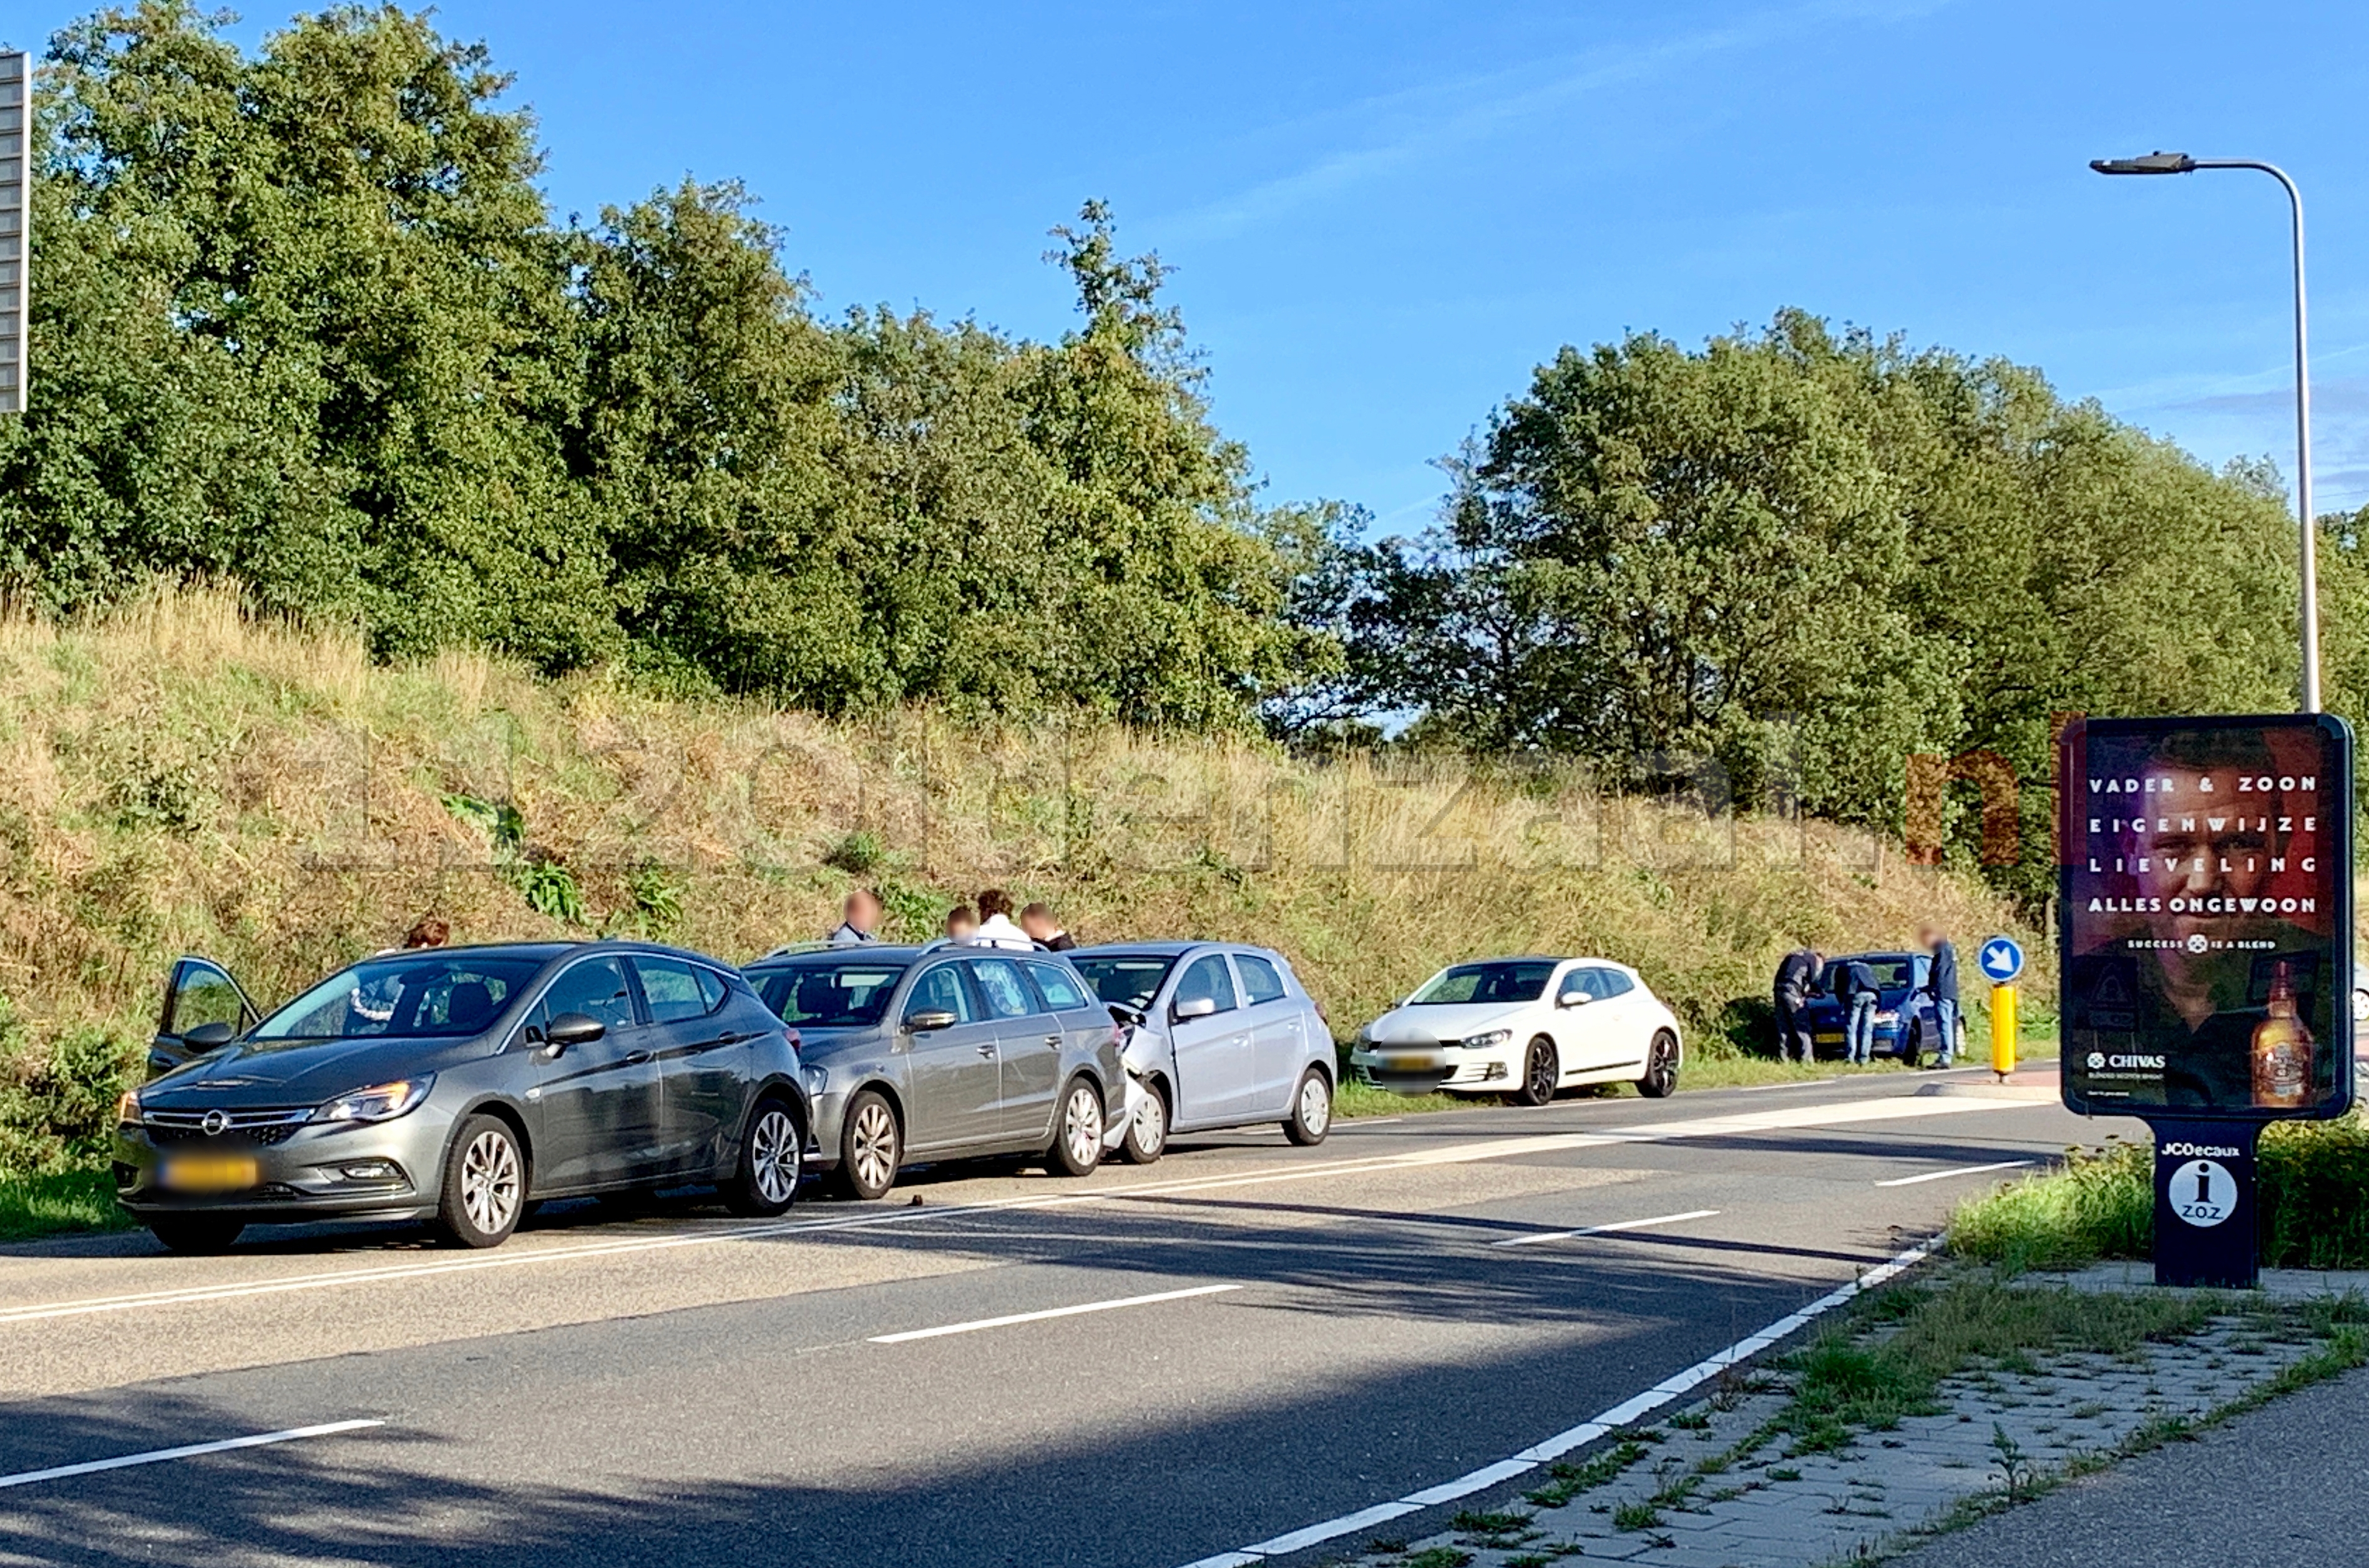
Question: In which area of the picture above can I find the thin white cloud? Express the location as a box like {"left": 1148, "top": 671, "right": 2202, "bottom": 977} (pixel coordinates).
{"left": 1168, "top": 0, "right": 1953, "bottom": 239}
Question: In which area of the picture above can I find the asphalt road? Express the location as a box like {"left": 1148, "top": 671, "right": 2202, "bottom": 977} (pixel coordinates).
{"left": 0, "top": 1071, "right": 2093, "bottom": 1568}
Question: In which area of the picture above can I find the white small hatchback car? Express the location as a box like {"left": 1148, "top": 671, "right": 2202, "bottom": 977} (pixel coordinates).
{"left": 1350, "top": 956, "right": 1683, "bottom": 1104}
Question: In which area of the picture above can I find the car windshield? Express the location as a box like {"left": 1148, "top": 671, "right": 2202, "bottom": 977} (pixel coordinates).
{"left": 253, "top": 955, "right": 546, "bottom": 1040}
{"left": 751, "top": 960, "right": 908, "bottom": 1027}
{"left": 1407, "top": 961, "right": 1557, "bottom": 1006}
{"left": 1070, "top": 955, "right": 1178, "bottom": 1011}
{"left": 1834, "top": 958, "right": 1916, "bottom": 992}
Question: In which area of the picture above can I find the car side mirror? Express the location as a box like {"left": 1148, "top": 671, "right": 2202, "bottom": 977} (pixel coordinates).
{"left": 1556, "top": 992, "right": 1588, "bottom": 1008}
{"left": 1172, "top": 996, "right": 1217, "bottom": 1021}
{"left": 542, "top": 1012, "right": 606, "bottom": 1056}
{"left": 906, "top": 1009, "right": 959, "bottom": 1033}
{"left": 182, "top": 1021, "right": 236, "bottom": 1049}
{"left": 2353, "top": 986, "right": 2368, "bottom": 1025}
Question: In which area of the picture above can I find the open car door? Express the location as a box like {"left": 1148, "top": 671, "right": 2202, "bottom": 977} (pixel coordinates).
{"left": 149, "top": 955, "right": 260, "bottom": 1079}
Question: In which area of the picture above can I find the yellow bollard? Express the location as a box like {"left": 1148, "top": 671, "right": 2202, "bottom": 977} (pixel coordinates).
{"left": 1990, "top": 983, "right": 2017, "bottom": 1080}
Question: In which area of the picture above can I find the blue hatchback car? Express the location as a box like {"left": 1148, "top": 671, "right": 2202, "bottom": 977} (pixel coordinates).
{"left": 1800, "top": 952, "right": 1962, "bottom": 1064}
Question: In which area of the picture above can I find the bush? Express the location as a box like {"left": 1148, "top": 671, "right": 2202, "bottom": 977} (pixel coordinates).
{"left": 1951, "top": 1117, "right": 2369, "bottom": 1272}
{"left": 0, "top": 1016, "right": 143, "bottom": 1176}
{"left": 1947, "top": 1141, "right": 2151, "bottom": 1272}
{"left": 2259, "top": 1118, "right": 2369, "bottom": 1268}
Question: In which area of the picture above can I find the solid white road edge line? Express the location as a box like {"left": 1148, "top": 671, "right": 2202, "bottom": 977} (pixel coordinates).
{"left": 2, "top": 1093, "right": 2020, "bottom": 1327}
{"left": 1173, "top": 1237, "right": 1942, "bottom": 1568}
{"left": 868, "top": 1283, "right": 1241, "bottom": 1343}
{"left": 0, "top": 1419, "right": 383, "bottom": 1491}
{"left": 1490, "top": 1210, "right": 1721, "bottom": 1249}
{"left": 1873, "top": 1159, "right": 2034, "bottom": 1187}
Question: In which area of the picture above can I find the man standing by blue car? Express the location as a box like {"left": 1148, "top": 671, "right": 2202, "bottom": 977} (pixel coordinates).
{"left": 1839, "top": 956, "right": 1880, "bottom": 1066}
{"left": 1919, "top": 923, "right": 1959, "bottom": 1068}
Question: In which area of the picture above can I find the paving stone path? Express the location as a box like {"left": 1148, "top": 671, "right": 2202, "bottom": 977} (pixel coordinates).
{"left": 1334, "top": 1272, "right": 2360, "bottom": 1568}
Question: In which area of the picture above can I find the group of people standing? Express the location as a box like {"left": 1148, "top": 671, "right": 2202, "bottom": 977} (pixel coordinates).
{"left": 1772, "top": 925, "right": 1959, "bottom": 1068}
{"left": 824, "top": 887, "right": 1077, "bottom": 952}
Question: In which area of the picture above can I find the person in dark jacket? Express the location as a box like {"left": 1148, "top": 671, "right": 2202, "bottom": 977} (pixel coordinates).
{"left": 1918, "top": 924, "right": 1960, "bottom": 1068}
{"left": 1773, "top": 949, "right": 1823, "bottom": 1063}
{"left": 1020, "top": 903, "right": 1077, "bottom": 951}
{"left": 1838, "top": 957, "right": 1881, "bottom": 1065}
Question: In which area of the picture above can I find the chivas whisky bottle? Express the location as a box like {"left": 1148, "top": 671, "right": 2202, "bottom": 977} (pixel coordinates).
{"left": 2251, "top": 960, "right": 2314, "bottom": 1109}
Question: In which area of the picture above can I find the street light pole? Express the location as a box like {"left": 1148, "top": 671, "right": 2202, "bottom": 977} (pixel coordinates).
{"left": 2091, "top": 152, "right": 2320, "bottom": 713}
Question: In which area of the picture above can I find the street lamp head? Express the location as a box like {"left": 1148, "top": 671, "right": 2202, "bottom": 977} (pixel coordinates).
{"left": 2091, "top": 151, "right": 2196, "bottom": 175}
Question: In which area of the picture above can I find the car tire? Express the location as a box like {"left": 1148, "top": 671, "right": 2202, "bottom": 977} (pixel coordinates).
{"left": 1048, "top": 1078, "right": 1105, "bottom": 1177}
{"left": 1900, "top": 1025, "right": 1924, "bottom": 1068}
{"left": 1283, "top": 1067, "right": 1332, "bottom": 1146}
{"left": 723, "top": 1096, "right": 803, "bottom": 1217}
{"left": 147, "top": 1215, "right": 243, "bottom": 1254}
{"left": 437, "top": 1113, "right": 527, "bottom": 1249}
{"left": 1120, "top": 1079, "right": 1169, "bottom": 1165}
{"left": 1512, "top": 1036, "right": 1559, "bottom": 1107}
{"left": 1636, "top": 1031, "right": 1680, "bottom": 1098}
{"left": 833, "top": 1089, "right": 901, "bottom": 1200}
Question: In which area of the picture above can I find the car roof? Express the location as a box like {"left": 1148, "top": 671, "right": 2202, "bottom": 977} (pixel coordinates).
{"left": 1837, "top": 950, "right": 1917, "bottom": 963}
{"left": 1068, "top": 940, "right": 1291, "bottom": 960}
{"left": 745, "top": 945, "right": 935, "bottom": 968}
{"left": 1436, "top": 954, "right": 1628, "bottom": 970}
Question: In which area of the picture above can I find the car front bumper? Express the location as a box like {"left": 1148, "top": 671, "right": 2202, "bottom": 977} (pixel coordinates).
{"left": 113, "top": 1107, "right": 456, "bottom": 1223}
{"left": 1348, "top": 1044, "right": 1517, "bottom": 1094}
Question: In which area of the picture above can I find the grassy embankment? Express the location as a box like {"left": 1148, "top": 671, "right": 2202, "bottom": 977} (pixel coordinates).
{"left": 0, "top": 589, "right": 2038, "bottom": 1237}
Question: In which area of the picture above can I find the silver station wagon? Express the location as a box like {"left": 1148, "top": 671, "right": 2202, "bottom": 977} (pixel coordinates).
{"left": 1067, "top": 942, "right": 1335, "bottom": 1161}
{"left": 743, "top": 944, "right": 1126, "bottom": 1200}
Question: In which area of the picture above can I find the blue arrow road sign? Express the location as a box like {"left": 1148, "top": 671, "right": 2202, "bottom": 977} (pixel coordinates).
{"left": 1978, "top": 936, "right": 2025, "bottom": 985}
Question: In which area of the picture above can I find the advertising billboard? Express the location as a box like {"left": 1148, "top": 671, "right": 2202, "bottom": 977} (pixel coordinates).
{"left": 2059, "top": 714, "right": 2353, "bottom": 1120}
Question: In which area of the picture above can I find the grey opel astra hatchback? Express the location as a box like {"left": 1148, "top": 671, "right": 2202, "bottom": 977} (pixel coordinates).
{"left": 742, "top": 943, "right": 1125, "bottom": 1199}
{"left": 118, "top": 942, "right": 809, "bottom": 1252}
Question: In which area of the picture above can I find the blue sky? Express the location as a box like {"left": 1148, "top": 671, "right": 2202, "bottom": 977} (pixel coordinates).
{"left": 16, "top": 0, "right": 2369, "bottom": 530}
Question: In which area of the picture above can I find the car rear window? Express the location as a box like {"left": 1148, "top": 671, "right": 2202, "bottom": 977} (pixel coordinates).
{"left": 750, "top": 960, "right": 908, "bottom": 1027}
{"left": 1072, "top": 955, "right": 1178, "bottom": 1011}
{"left": 1023, "top": 961, "right": 1091, "bottom": 1011}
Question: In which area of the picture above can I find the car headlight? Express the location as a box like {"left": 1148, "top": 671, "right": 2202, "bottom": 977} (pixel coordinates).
{"left": 116, "top": 1089, "right": 142, "bottom": 1127}
{"left": 311, "top": 1078, "right": 433, "bottom": 1124}
{"left": 801, "top": 1064, "right": 829, "bottom": 1099}
{"left": 1460, "top": 1028, "right": 1513, "bottom": 1051}
{"left": 1874, "top": 1010, "right": 1900, "bottom": 1025}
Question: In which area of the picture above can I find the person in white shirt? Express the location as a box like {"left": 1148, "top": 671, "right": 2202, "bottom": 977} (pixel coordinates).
{"left": 970, "top": 889, "right": 1033, "bottom": 950}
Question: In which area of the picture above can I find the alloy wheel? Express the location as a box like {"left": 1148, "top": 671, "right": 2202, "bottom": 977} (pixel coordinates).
{"left": 751, "top": 1108, "right": 799, "bottom": 1204}
{"left": 849, "top": 1101, "right": 897, "bottom": 1194}
{"left": 1064, "top": 1085, "right": 1103, "bottom": 1168}
{"left": 1645, "top": 1035, "right": 1678, "bottom": 1094}
{"left": 1526, "top": 1042, "right": 1556, "bottom": 1103}
{"left": 461, "top": 1128, "right": 522, "bottom": 1235}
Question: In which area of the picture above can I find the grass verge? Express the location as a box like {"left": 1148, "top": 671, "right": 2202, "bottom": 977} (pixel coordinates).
{"left": 0, "top": 1168, "right": 132, "bottom": 1242}
{"left": 1950, "top": 1113, "right": 2369, "bottom": 1272}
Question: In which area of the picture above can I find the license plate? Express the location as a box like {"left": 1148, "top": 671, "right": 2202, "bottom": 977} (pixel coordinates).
{"left": 159, "top": 1154, "right": 258, "bottom": 1193}
{"left": 1380, "top": 1052, "right": 1446, "bottom": 1071}
{"left": 1813, "top": 1033, "right": 1844, "bottom": 1045}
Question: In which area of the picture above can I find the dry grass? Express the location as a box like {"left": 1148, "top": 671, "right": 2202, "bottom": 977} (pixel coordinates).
{"left": 0, "top": 587, "right": 2036, "bottom": 1084}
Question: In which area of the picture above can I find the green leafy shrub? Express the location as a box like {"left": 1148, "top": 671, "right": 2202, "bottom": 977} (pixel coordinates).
{"left": 1948, "top": 1141, "right": 2151, "bottom": 1271}
{"left": 822, "top": 830, "right": 887, "bottom": 875}
{"left": 0, "top": 1010, "right": 142, "bottom": 1176}
{"left": 1952, "top": 1118, "right": 2369, "bottom": 1272}
{"left": 606, "top": 862, "right": 686, "bottom": 938}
